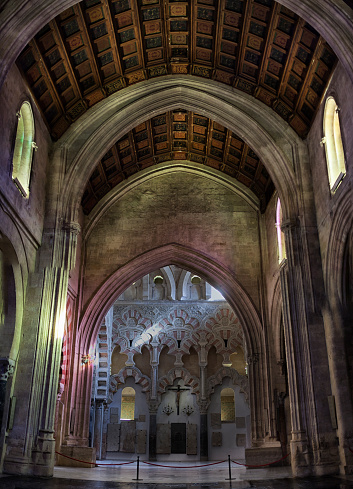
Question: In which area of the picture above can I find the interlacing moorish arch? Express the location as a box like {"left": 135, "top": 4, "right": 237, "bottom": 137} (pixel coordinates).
{"left": 207, "top": 367, "right": 249, "bottom": 403}
{"left": 158, "top": 368, "right": 201, "bottom": 402}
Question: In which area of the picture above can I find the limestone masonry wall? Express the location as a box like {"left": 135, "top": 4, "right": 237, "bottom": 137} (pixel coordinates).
{"left": 307, "top": 61, "right": 353, "bottom": 282}
{"left": 82, "top": 172, "right": 261, "bottom": 311}
{"left": 0, "top": 64, "right": 51, "bottom": 258}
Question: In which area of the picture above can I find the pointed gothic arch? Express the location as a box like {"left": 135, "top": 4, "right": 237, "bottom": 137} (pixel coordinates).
{"left": 78, "top": 243, "right": 264, "bottom": 357}
{"left": 53, "top": 77, "right": 300, "bottom": 225}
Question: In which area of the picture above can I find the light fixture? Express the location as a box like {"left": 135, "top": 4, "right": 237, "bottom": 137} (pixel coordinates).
{"left": 182, "top": 405, "right": 194, "bottom": 416}
{"left": 162, "top": 404, "right": 174, "bottom": 415}
{"left": 81, "top": 354, "right": 94, "bottom": 365}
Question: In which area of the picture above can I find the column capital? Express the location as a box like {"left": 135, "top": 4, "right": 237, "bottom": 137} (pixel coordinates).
{"left": 197, "top": 399, "right": 210, "bottom": 415}
{"left": 148, "top": 400, "right": 160, "bottom": 414}
{"left": 247, "top": 352, "right": 260, "bottom": 365}
{"left": 61, "top": 219, "right": 81, "bottom": 236}
{"left": 280, "top": 217, "right": 298, "bottom": 232}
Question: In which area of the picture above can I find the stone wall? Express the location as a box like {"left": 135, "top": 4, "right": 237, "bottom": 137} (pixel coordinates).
{"left": 82, "top": 171, "right": 261, "bottom": 310}
{"left": 0, "top": 63, "right": 50, "bottom": 253}
{"left": 306, "top": 61, "right": 353, "bottom": 280}
{"left": 0, "top": 63, "right": 51, "bottom": 473}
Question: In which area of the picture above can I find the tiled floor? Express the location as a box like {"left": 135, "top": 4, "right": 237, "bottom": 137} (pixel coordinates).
{"left": 0, "top": 460, "right": 353, "bottom": 488}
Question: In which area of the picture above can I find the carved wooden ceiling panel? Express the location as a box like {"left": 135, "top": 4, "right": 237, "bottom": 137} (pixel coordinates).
{"left": 81, "top": 110, "right": 274, "bottom": 215}
{"left": 17, "top": 0, "right": 336, "bottom": 141}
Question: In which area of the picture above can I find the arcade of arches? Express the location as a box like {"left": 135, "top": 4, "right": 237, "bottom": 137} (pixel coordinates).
{"left": 1, "top": 0, "right": 353, "bottom": 480}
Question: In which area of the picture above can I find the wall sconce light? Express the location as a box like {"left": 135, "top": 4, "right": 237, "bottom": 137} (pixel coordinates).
{"left": 182, "top": 405, "right": 194, "bottom": 416}
{"left": 81, "top": 354, "right": 94, "bottom": 365}
{"left": 162, "top": 404, "right": 174, "bottom": 415}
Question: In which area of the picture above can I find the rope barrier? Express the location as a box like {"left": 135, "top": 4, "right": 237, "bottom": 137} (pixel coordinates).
{"left": 55, "top": 450, "right": 290, "bottom": 470}
{"left": 55, "top": 451, "right": 98, "bottom": 466}
{"left": 142, "top": 459, "right": 226, "bottom": 468}
{"left": 96, "top": 461, "right": 135, "bottom": 466}
{"left": 55, "top": 451, "right": 135, "bottom": 466}
{"left": 231, "top": 452, "right": 290, "bottom": 468}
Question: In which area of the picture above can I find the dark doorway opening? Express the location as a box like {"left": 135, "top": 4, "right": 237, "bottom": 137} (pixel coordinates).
{"left": 171, "top": 423, "right": 186, "bottom": 454}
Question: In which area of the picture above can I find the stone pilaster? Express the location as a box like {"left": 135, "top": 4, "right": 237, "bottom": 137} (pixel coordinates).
{"left": 3, "top": 220, "right": 80, "bottom": 476}
{"left": 247, "top": 352, "right": 267, "bottom": 447}
{"left": 322, "top": 300, "right": 353, "bottom": 474}
{"left": 280, "top": 220, "right": 339, "bottom": 476}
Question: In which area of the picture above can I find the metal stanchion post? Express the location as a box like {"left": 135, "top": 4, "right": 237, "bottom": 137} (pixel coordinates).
{"left": 225, "top": 454, "right": 235, "bottom": 480}
{"left": 133, "top": 456, "right": 143, "bottom": 481}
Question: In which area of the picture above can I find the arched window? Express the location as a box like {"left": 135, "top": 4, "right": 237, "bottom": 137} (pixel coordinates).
{"left": 120, "top": 387, "right": 135, "bottom": 420}
{"left": 12, "top": 101, "right": 36, "bottom": 198}
{"left": 323, "top": 96, "right": 346, "bottom": 193}
{"left": 276, "top": 198, "right": 286, "bottom": 264}
{"left": 221, "top": 388, "right": 235, "bottom": 422}
{"left": 153, "top": 275, "right": 164, "bottom": 285}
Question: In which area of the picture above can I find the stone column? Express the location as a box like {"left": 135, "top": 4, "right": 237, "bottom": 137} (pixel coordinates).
{"left": 280, "top": 220, "right": 339, "bottom": 476}
{"left": 198, "top": 335, "right": 209, "bottom": 460}
{"left": 94, "top": 401, "right": 104, "bottom": 460}
{"left": 280, "top": 261, "right": 310, "bottom": 475}
{"left": 148, "top": 340, "right": 159, "bottom": 461}
{"left": 322, "top": 299, "right": 353, "bottom": 474}
{"left": 71, "top": 355, "right": 94, "bottom": 446}
{"left": 150, "top": 339, "right": 159, "bottom": 399}
{"left": 3, "top": 220, "right": 80, "bottom": 476}
{"left": 148, "top": 401, "right": 158, "bottom": 461}
{"left": 199, "top": 399, "right": 209, "bottom": 461}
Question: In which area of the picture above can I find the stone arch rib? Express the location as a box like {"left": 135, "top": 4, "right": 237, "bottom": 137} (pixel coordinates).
{"left": 78, "top": 243, "right": 264, "bottom": 365}
{"left": 49, "top": 78, "right": 301, "bottom": 228}
{"left": 325, "top": 188, "right": 353, "bottom": 304}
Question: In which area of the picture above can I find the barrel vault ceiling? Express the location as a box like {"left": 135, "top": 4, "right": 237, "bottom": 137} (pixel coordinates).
{"left": 16, "top": 0, "right": 337, "bottom": 214}
{"left": 18, "top": 0, "right": 336, "bottom": 141}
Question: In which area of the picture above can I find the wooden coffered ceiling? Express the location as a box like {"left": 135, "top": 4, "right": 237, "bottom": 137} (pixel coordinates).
{"left": 81, "top": 110, "right": 274, "bottom": 215}
{"left": 17, "top": 0, "right": 337, "bottom": 141}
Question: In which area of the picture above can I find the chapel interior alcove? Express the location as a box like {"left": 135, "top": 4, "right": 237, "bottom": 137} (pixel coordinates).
{"left": 89, "top": 265, "right": 250, "bottom": 461}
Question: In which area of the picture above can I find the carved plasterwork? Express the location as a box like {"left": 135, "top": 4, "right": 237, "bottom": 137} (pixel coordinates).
{"left": 207, "top": 367, "right": 249, "bottom": 405}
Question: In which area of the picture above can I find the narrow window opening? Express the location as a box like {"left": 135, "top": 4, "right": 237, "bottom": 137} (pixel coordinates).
{"left": 276, "top": 198, "right": 286, "bottom": 264}
{"left": 12, "top": 102, "right": 35, "bottom": 198}
{"left": 221, "top": 388, "right": 235, "bottom": 422}
{"left": 323, "top": 97, "right": 346, "bottom": 193}
{"left": 120, "top": 387, "right": 135, "bottom": 420}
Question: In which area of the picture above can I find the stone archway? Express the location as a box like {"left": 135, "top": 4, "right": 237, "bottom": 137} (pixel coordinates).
{"left": 50, "top": 76, "right": 302, "bottom": 227}
{"left": 66, "top": 243, "right": 268, "bottom": 458}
